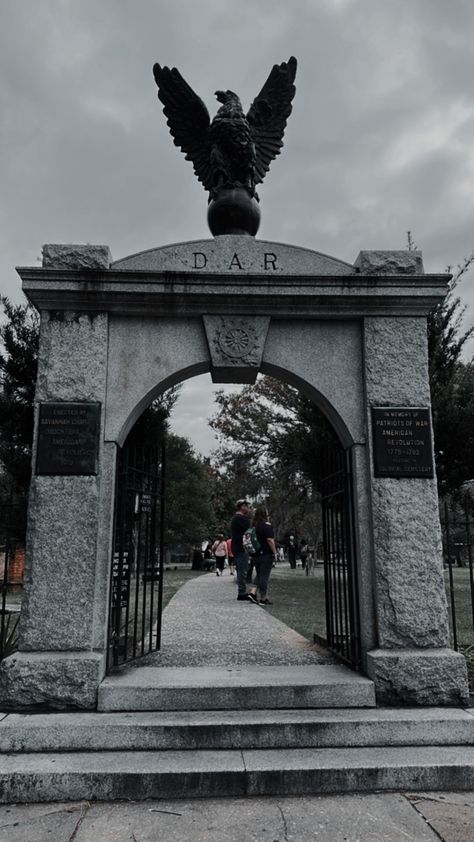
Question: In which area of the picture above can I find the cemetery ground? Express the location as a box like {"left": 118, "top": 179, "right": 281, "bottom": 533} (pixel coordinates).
{"left": 3, "top": 562, "right": 473, "bottom": 691}
{"left": 148, "top": 561, "right": 474, "bottom": 692}
{"left": 267, "top": 564, "right": 474, "bottom": 692}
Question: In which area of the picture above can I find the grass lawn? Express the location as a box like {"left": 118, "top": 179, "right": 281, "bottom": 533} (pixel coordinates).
{"left": 3, "top": 565, "right": 473, "bottom": 689}
{"left": 263, "top": 564, "right": 327, "bottom": 643}
{"left": 261, "top": 564, "right": 474, "bottom": 689}
{"left": 444, "top": 566, "right": 474, "bottom": 687}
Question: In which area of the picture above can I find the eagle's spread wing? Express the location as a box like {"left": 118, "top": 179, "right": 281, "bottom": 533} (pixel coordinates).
{"left": 153, "top": 64, "right": 213, "bottom": 191}
{"left": 246, "top": 57, "right": 297, "bottom": 186}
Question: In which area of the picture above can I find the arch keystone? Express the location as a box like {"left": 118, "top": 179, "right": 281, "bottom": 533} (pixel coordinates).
{"left": 202, "top": 315, "right": 270, "bottom": 383}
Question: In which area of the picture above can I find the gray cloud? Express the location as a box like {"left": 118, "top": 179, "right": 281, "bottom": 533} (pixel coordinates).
{"left": 2, "top": 0, "right": 474, "bottom": 452}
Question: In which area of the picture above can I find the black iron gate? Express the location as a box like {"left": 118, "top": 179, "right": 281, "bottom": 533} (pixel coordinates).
{"left": 107, "top": 442, "right": 165, "bottom": 670}
{"left": 319, "top": 447, "right": 361, "bottom": 668}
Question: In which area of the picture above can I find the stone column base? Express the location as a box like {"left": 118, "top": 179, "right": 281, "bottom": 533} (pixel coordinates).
{"left": 0, "top": 651, "right": 105, "bottom": 710}
{"left": 366, "top": 648, "right": 469, "bottom": 706}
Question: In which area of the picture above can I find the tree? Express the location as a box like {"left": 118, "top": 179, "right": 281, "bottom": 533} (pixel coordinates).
{"left": 126, "top": 387, "right": 180, "bottom": 452}
{"left": 209, "top": 377, "right": 337, "bottom": 541}
{"left": 164, "top": 433, "right": 215, "bottom": 545}
{"left": 0, "top": 297, "right": 39, "bottom": 501}
{"left": 428, "top": 255, "right": 474, "bottom": 497}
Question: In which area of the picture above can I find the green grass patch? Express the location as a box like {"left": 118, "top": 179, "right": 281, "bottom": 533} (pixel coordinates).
{"left": 263, "top": 564, "right": 327, "bottom": 642}
{"left": 444, "top": 567, "right": 474, "bottom": 689}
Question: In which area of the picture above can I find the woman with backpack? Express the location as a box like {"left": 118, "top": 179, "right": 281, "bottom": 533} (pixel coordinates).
{"left": 247, "top": 504, "right": 277, "bottom": 605}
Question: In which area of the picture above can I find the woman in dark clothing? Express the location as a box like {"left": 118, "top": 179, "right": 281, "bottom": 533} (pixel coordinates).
{"left": 248, "top": 504, "right": 277, "bottom": 605}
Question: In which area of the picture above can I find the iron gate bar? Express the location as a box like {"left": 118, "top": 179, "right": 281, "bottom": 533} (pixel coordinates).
{"left": 466, "top": 512, "right": 474, "bottom": 629}
{"left": 107, "top": 439, "right": 165, "bottom": 671}
{"left": 320, "top": 446, "right": 361, "bottom": 669}
{"left": 444, "top": 500, "right": 458, "bottom": 651}
{"left": 344, "top": 448, "right": 361, "bottom": 666}
{"left": 156, "top": 441, "right": 166, "bottom": 651}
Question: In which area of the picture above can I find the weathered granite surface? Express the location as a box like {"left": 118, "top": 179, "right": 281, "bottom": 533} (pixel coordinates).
{"left": 20, "top": 477, "right": 101, "bottom": 650}
{"left": 111, "top": 236, "right": 356, "bottom": 275}
{"left": 105, "top": 316, "right": 209, "bottom": 444}
{"left": 203, "top": 314, "right": 270, "bottom": 383}
{"left": 370, "top": 479, "right": 448, "bottom": 648}
{"left": 367, "top": 649, "right": 469, "bottom": 706}
{"left": 263, "top": 320, "right": 365, "bottom": 447}
{"left": 363, "top": 317, "right": 449, "bottom": 649}
{"left": 0, "top": 651, "right": 104, "bottom": 709}
{"left": 35, "top": 312, "right": 108, "bottom": 402}
{"left": 364, "top": 316, "right": 431, "bottom": 405}
{"left": 42, "top": 244, "right": 111, "bottom": 269}
{"left": 20, "top": 310, "right": 109, "bottom": 653}
{"left": 355, "top": 250, "right": 424, "bottom": 275}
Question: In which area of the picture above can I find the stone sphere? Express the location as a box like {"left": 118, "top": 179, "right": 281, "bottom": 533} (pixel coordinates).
{"left": 207, "top": 188, "right": 261, "bottom": 237}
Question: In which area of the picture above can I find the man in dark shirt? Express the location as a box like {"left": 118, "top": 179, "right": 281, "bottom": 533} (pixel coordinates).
{"left": 230, "top": 499, "right": 258, "bottom": 603}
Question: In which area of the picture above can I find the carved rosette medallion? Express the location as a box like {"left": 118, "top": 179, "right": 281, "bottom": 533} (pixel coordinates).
{"left": 202, "top": 315, "right": 270, "bottom": 383}
{"left": 214, "top": 320, "right": 260, "bottom": 364}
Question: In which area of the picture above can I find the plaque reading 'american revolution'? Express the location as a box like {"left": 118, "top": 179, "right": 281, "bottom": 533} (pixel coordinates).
{"left": 371, "top": 407, "right": 434, "bottom": 478}
{"left": 36, "top": 402, "right": 101, "bottom": 476}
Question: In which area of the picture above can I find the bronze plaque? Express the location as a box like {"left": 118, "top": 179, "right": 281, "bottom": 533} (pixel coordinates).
{"left": 36, "top": 402, "right": 100, "bottom": 476}
{"left": 372, "top": 407, "right": 434, "bottom": 478}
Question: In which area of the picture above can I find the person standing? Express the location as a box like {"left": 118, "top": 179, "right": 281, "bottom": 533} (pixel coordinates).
{"left": 248, "top": 504, "right": 276, "bottom": 605}
{"left": 299, "top": 539, "right": 309, "bottom": 571}
{"left": 287, "top": 534, "right": 297, "bottom": 569}
{"left": 231, "top": 499, "right": 258, "bottom": 603}
{"left": 212, "top": 533, "right": 227, "bottom": 576}
{"left": 225, "top": 536, "right": 235, "bottom": 575}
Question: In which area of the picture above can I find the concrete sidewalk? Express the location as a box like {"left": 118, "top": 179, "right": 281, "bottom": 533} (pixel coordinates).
{"left": 130, "top": 570, "right": 335, "bottom": 668}
{"left": 0, "top": 792, "right": 472, "bottom": 841}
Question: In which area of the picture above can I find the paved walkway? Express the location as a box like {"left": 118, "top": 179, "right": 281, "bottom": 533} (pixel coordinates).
{"left": 128, "top": 571, "right": 335, "bottom": 669}
{"left": 1, "top": 792, "right": 472, "bottom": 841}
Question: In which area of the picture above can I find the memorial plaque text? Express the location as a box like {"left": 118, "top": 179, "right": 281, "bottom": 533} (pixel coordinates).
{"left": 372, "top": 406, "right": 434, "bottom": 478}
{"left": 36, "top": 402, "right": 100, "bottom": 475}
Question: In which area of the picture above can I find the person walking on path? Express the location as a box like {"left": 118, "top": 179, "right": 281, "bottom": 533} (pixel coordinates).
{"left": 248, "top": 504, "right": 277, "bottom": 605}
{"left": 231, "top": 499, "right": 258, "bottom": 603}
{"left": 225, "top": 536, "right": 235, "bottom": 575}
{"left": 299, "top": 539, "right": 309, "bottom": 571}
{"left": 212, "top": 533, "right": 227, "bottom": 576}
{"left": 287, "top": 534, "right": 297, "bottom": 569}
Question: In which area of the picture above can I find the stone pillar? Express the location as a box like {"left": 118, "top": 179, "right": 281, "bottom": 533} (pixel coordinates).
{"left": 0, "top": 247, "right": 115, "bottom": 709}
{"left": 363, "top": 315, "right": 468, "bottom": 704}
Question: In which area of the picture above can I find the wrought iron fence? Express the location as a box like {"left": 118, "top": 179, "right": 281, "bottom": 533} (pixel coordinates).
{"left": 0, "top": 501, "right": 27, "bottom": 661}
{"left": 441, "top": 500, "right": 474, "bottom": 681}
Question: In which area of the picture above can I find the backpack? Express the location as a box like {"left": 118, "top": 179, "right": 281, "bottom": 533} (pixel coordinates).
{"left": 243, "top": 526, "right": 261, "bottom": 554}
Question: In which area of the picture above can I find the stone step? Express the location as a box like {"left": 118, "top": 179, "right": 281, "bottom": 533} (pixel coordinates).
{"left": 1, "top": 708, "right": 473, "bottom": 753}
{"left": 97, "top": 665, "right": 376, "bottom": 711}
{"left": 1, "top": 746, "right": 474, "bottom": 802}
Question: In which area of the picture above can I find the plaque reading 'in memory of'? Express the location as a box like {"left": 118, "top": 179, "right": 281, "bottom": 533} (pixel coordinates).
{"left": 36, "top": 402, "right": 100, "bottom": 476}
{"left": 371, "top": 407, "right": 434, "bottom": 478}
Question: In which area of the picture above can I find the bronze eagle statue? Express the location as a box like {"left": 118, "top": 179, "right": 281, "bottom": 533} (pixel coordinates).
{"left": 152, "top": 58, "right": 297, "bottom": 221}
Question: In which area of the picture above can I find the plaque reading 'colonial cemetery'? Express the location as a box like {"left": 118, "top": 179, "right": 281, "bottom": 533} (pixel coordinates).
{"left": 371, "top": 407, "right": 434, "bottom": 478}
{"left": 36, "top": 402, "right": 100, "bottom": 475}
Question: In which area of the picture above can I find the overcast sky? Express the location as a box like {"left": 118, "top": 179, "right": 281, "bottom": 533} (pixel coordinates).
{"left": 2, "top": 0, "right": 474, "bottom": 455}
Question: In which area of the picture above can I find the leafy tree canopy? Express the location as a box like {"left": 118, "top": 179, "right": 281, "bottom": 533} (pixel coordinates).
{"left": 428, "top": 255, "right": 474, "bottom": 497}
{"left": 0, "top": 297, "right": 39, "bottom": 501}
{"left": 164, "top": 433, "right": 215, "bottom": 546}
{"left": 209, "top": 377, "right": 337, "bottom": 541}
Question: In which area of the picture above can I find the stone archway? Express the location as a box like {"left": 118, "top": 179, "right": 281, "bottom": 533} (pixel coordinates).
{"left": 106, "top": 363, "right": 361, "bottom": 672}
{"left": 0, "top": 236, "right": 468, "bottom": 709}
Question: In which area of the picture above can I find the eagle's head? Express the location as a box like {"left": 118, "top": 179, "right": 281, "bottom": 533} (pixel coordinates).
{"left": 215, "top": 89, "right": 240, "bottom": 105}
